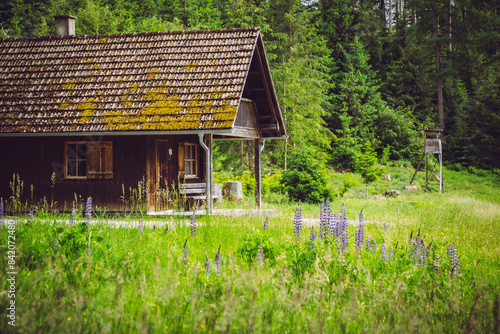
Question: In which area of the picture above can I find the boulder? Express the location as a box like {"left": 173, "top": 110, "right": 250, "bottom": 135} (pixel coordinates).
{"left": 223, "top": 181, "right": 244, "bottom": 201}
{"left": 213, "top": 183, "right": 222, "bottom": 204}
{"left": 385, "top": 190, "right": 401, "bottom": 197}
{"left": 403, "top": 185, "right": 418, "bottom": 192}
{"left": 382, "top": 173, "right": 391, "bottom": 182}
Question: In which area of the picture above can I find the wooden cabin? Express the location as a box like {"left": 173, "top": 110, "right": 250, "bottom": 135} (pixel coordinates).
{"left": 0, "top": 17, "right": 286, "bottom": 213}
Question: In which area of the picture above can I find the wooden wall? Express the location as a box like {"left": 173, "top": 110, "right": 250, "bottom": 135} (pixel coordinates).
{"left": 0, "top": 134, "right": 204, "bottom": 213}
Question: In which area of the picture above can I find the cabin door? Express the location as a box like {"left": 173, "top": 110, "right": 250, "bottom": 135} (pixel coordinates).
{"left": 155, "top": 139, "right": 171, "bottom": 210}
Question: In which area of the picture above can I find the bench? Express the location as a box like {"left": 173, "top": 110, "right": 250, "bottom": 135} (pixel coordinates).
{"left": 179, "top": 183, "right": 222, "bottom": 208}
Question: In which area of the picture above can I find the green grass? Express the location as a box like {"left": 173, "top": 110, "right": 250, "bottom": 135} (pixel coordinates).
{"left": 1, "top": 166, "right": 499, "bottom": 333}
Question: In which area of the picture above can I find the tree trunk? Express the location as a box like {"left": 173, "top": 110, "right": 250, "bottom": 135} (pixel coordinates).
{"left": 447, "top": 0, "right": 452, "bottom": 51}
{"left": 431, "top": 0, "right": 445, "bottom": 130}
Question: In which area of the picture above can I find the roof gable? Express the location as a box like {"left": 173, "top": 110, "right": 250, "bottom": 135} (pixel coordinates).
{"left": 0, "top": 28, "right": 285, "bottom": 136}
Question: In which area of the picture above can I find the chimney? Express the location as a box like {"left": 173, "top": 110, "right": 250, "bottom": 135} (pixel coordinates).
{"left": 54, "top": 15, "right": 76, "bottom": 36}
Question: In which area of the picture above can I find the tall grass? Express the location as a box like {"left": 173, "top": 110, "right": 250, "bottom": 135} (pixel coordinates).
{"left": 0, "top": 167, "right": 499, "bottom": 333}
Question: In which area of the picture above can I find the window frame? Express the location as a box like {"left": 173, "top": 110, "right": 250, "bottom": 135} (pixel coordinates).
{"left": 64, "top": 141, "right": 88, "bottom": 179}
{"left": 184, "top": 143, "right": 199, "bottom": 178}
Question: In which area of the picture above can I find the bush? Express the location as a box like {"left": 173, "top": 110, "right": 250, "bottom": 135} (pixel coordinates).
{"left": 282, "top": 147, "right": 334, "bottom": 203}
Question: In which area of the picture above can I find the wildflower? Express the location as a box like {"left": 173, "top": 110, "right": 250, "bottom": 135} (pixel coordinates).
{"left": 434, "top": 254, "right": 440, "bottom": 275}
{"left": 381, "top": 241, "right": 386, "bottom": 262}
{"left": 182, "top": 238, "right": 189, "bottom": 267}
{"left": 28, "top": 209, "right": 34, "bottom": 226}
{"left": 0, "top": 198, "right": 3, "bottom": 230}
{"left": 447, "top": 243, "right": 460, "bottom": 277}
{"left": 190, "top": 212, "right": 196, "bottom": 238}
{"left": 310, "top": 227, "right": 317, "bottom": 249}
{"left": 214, "top": 246, "right": 221, "bottom": 276}
{"left": 355, "top": 210, "right": 365, "bottom": 252}
{"left": 388, "top": 248, "right": 394, "bottom": 261}
{"left": 263, "top": 216, "right": 269, "bottom": 231}
{"left": 383, "top": 221, "right": 389, "bottom": 232}
{"left": 257, "top": 242, "right": 264, "bottom": 267}
{"left": 319, "top": 201, "right": 327, "bottom": 240}
{"left": 164, "top": 226, "right": 169, "bottom": 234}
{"left": 366, "top": 235, "right": 372, "bottom": 251}
{"left": 138, "top": 217, "right": 144, "bottom": 233}
{"left": 87, "top": 244, "right": 92, "bottom": 256}
{"left": 371, "top": 240, "right": 377, "bottom": 253}
{"left": 69, "top": 206, "right": 76, "bottom": 227}
{"left": 293, "top": 205, "right": 302, "bottom": 241}
{"left": 51, "top": 236, "right": 57, "bottom": 251}
{"left": 205, "top": 255, "right": 211, "bottom": 276}
{"left": 340, "top": 231, "right": 348, "bottom": 253}
{"left": 85, "top": 197, "right": 92, "bottom": 224}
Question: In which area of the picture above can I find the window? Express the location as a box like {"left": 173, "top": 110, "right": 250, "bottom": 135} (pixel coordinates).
{"left": 178, "top": 142, "right": 199, "bottom": 178}
{"left": 65, "top": 141, "right": 113, "bottom": 179}
{"left": 184, "top": 143, "right": 198, "bottom": 177}
{"left": 66, "top": 142, "right": 87, "bottom": 178}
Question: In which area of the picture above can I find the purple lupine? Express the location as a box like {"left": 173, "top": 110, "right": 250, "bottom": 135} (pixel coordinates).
{"left": 310, "top": 227, "right": 317, "bottom": 249}
{"left": 164, "top": 226, "right": 169, "bottom": 234}
{"left": 420, "top": 241, "right": 427, "bottom": 268}
{"left": 182, "top": 238, "right": 189, "bottom": 267}
{"left": 263, "top": 216, "right": 269, "bottom": 231}
{"left": 51, "top": 236, "right": 57, "bottom": 251}
{"left": 340, "top": 203, "right": 348, "bottom": 236}
{"left": 138, "top": 218, "right": 144, "bottom": 233}
{"left": 0, "top": 199, "right": 3, "bottom": 230}
{"left": 434, "top": 254, "right": 440, "bottom": 275}
{"left": 340, "top": 231, "right": 348, "bottom": 253}
{"left": 366, "top": 235, "right": 372, "bottom": 251}
{"left": 334, "top": 212, "right": 340, "bottom": 239}
{"left": 355, "top": 210, "right": 365, "bottom": 252}
{"left": 293, "top": 205, "right": 302, "bottom": 241}
{"left": 85, "top": 197, "right": 92, "bottom": 224}
{"left": 190, "top": 212, "right": 196, "bottom": 238}
{"left": 214, "top": 246, "right": 221, "bottom": 276}
{"left": 388, "top": 248, "right": 394, "bottom": 261}
{"left": 383, "top": 221, "right": 389, "bottom": 232}
{"left": 257, "top": 242, "right": 265, "bottom": 267}
{"left": 447, "top": 243, "right": 460, "bottom": 277}
{"left": 28, "top": 209, "right": 34, "bottom": 226}
{"left": 381, "top": 241, "right": 387, "bottom": 262}
{"left": 69, "top": 206, "right": 76, "bottom": 227}
{"left": 319, "top": 201, "right": 327, "bottom": 240}
{"left": 205, "top": 255, "right": 211, "bottom": 276}
{"left": 371, "top": 240, "right": 377, "bottom": 253}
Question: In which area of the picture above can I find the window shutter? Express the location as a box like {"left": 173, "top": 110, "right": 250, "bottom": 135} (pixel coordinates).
{"left": 178, "top": 142, "right": 185, "bottom": 178}
{"left": 88, "top": 141, "right": 113, "bottom": 180}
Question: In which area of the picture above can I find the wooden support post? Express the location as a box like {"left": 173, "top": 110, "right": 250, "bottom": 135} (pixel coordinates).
{"left": 254, "top": 138, "right": 264, "bottom": 209}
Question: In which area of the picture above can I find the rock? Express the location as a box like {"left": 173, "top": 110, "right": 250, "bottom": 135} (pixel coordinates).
{"left": 403, "top": 185, "right": 418, "bottom": 192}
{"left": 385, "top": 190, "right": 401, "bottom": 197}
{"left": 213, "top": 183, "right": 222, "bottom": 204}
{"left": 383, "top": 173, "right": 391, "bottom": 181}
{"left": 223, "top": 181, "right": 244, "bottom": 201}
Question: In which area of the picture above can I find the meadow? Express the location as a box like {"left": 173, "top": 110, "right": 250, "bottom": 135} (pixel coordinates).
{"left": 0, "top": 165, "right": 499, "bottom": 333}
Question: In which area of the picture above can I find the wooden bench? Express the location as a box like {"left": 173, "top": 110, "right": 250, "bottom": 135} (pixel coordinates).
{"left": 179, "top": 183, "right": 222, "bottom": 208}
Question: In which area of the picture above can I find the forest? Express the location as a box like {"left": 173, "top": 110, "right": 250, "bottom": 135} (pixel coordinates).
{"left": 1, "top": 0, "right": 499, "bottom": 177}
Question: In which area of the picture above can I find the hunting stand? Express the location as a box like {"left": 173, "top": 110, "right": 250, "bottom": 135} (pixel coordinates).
{"left": 410, "top": 129, "right": 444, "bottom": 193}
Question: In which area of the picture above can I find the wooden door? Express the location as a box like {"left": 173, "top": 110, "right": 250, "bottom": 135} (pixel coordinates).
{"left": 155, "top": 139, "right": 170, "bottom": 210}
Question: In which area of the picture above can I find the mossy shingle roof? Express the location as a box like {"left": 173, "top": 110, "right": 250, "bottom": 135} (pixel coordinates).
{"left": 0, "top": 28, "right": 262, "bottom": 133}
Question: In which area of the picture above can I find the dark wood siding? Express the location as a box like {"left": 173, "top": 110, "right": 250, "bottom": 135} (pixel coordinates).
{"left": 0, "top": 134, "right": 205, "bottom": 213}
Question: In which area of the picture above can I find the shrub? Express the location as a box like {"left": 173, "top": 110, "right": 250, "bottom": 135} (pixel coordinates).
{"left": 282, "top": 147, "right": 334, "bottom": 203}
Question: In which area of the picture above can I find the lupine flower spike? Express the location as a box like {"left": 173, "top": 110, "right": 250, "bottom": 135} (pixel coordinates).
{"left": 263, "top": 216, "right": 269, "bottom": 231}
{"left": 190, "top": 212, "right": 196, "bottom": 238}
{"left": 205, "top": 255, "right": 211, "bottom": 276}
{"left": 70, "top": 206, "right": 76, "bottom": 227}
{"left": 381, "top": 241, "right": 387, "bottom": 262}
{"left": 164, "top": 226, "right": 169, "bottom": 234}
{"left": 28, "top": 209, "right": 34, "bottom": 226}
{"left": 388, "top": 248, "right": 394, "bottom": 261}
{"left": 310, "top": 227, "right": 317, "bottom": 249}
{"left": 138, "top": 217, "right": 144, "bottom": 233}
{"left": 434, "top": 254, "right": 440, "bottom": 275}
{"left": 0, "top": 198, "right": 3, "bottom": 230}
{"left": 214, "top": 245, "right": 221, "bottom": 276}
{"left": 257, "top": 242, "right": 264, "bottom": 267}
{"left": 355, "top": 210, "right": 365, "bottom": 252}
{"left": 85, "top": 197, "right": 92, "bottom": 224}
{"left": 51, "top": 236, "right": 57, "bottom": 251}
{"left": 182, "top": 238, "right": 189, "bottom": 267}
{"left": 293, "top": 205, "right": 302, "bottom": 242}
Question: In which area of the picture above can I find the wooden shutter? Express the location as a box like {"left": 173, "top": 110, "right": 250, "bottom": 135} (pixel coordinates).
{"left": 178, "top": 142, "right": 185, "bottom": 178}
{"left": 88, "top": 141, "right": 113, "bottom": 180}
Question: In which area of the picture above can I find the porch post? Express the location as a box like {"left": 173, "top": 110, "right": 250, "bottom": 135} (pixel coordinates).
{"left": 198, "top": 133, "right": 211, "bottom": 215}
{"left": 255, "top": 139, "right": 265, "bottom": 209}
